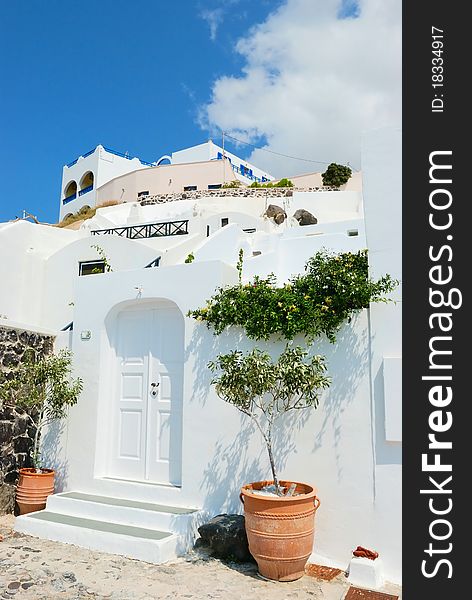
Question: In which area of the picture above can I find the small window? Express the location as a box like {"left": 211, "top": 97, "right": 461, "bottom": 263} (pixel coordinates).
{"left": 347, "top": 229, "right": 359, "bottom": 237}
{"left": 144, "top": 256, "right": 161, "bottom": 268}
{"left": 243, "top": 228, "right": 256, "bottom": 233}
{"left": 208, "top": 184, "right": 222, "bottom": 190}
{"left": 206, "top": 225, "right": 211, "bottom": 237}
{"left": 79, "top": 260, "right": 106, "bottom": 276}
{"left": 184, "top": 185, "right": 197, "bottom": 191}
{"left": 137, "top": 190, "right": 149, "bottom": 197}
{"left": 221, "top": 218, "right": 229, "bottom": 227}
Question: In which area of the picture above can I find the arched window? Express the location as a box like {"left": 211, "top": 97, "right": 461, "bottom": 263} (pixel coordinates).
{"left": 79, "top": 172, "right": 94, "bottom": 196}
{"left": 156, "top": 155, "right": 172, "bottom": 166}
{"left": 63, "top": 181, "right": 77, "bottom": 204}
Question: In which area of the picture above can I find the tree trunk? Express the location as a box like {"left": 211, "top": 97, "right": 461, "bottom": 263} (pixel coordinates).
{"left": 265, "top": 419, "right": 282, "bottom": 495}
{"left": 32, "top": 411, "right": 44, "bottom": 472}
{"left": 266, "top": 437, "right": 281, "bottom": 494}
{"left": 249, "top": 412, "right": 282, "bottom": 495}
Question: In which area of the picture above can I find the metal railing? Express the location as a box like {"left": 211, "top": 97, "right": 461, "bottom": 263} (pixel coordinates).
{"left": 215, "top": 153, "right": 270, "bottom": 183}
{"left": 91, "top": 220, "right": 189, "bottom": 239}
{"left": 102, "top": 147, "right": 155, "bottom": 167}
{"left": 66, "top": 147, "right": 154, "bottom": 168}
{"left": 79, "top": 185, "right": 93, "bottom": 196}
{"left": 63, "top": 193, "right": 77, "bottom": 204}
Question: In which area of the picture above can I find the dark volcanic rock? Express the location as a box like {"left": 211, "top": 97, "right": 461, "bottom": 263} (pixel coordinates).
{"left": 0, "top": 325, "right": 54, "bottom": 514}
{"left": 197, "top": 514, "right": 254, "bottom": 562}
{"left": 293, "top": 209, "right": 318, "bottom": 226}
{"left": 265, "top": 204, "right": 287, "bottom": 224}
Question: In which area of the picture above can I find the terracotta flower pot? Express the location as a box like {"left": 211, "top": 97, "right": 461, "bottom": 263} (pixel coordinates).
{"left": 240, "top": 480, "right": 321, "bottom": 582}
{"left": 16, "top": 468, "right": 55, "bottom": 515}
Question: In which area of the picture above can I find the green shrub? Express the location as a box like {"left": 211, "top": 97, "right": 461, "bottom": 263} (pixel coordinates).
{"left": 275, "top": 178, "right": 293, "bottom": 188}
{"left": 249, "top": 178, "right": 293, "bottom": 188}
{"left": 321, "top": 163, "right": 352, "bottom": 188}
{"left": 221, "top": 180, "right": 242, "bottom": 188}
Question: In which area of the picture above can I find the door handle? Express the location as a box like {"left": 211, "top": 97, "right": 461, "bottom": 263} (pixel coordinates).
{"left": 150, "top": 382, "right": 159, "bottom": 397}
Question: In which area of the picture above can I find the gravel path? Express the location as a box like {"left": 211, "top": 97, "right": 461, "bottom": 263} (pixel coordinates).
{"left": 0, "top": 515, "right": 400, "bottom": 600}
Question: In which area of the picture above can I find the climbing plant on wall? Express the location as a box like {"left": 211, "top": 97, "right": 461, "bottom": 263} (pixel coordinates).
{"left": 188, "top": 249, "right": 398, "bottom": 343}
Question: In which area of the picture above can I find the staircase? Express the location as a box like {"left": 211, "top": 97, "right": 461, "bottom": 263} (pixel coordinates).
{"left": 14, "top": 491, "right": 204, "bottom": 564}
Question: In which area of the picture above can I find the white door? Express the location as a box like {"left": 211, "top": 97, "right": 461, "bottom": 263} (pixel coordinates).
{"left": 109, "top": 305, "right": 183, "bottom": 485}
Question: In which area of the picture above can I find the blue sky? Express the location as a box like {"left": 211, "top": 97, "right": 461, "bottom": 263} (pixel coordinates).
{"left": 0, "top": 0, "right": 400, "bottom": 225}
{"left": 0, "top": 0, "right": 280, "bottom": 223}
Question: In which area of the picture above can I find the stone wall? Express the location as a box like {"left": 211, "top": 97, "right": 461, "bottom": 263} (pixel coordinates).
{"left": 0, "top": 325, "right": 54, "bottom": 513}
{"left": 139, "top": 186, "right": 339, "bottom": 206}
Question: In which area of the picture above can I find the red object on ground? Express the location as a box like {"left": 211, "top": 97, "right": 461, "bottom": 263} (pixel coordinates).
{"left": 305, "top": 563, "right": 342, "bottom": 581}
{"left": 345, "top": 587, "right": 398, "bottom": 600}
{"left": 352, "top": 546, "right": 379, "bottom": 560}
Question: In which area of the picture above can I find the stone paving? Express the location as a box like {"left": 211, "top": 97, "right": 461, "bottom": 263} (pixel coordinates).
{"left": 0, "top": 515, "right": 401, "bottom": 600}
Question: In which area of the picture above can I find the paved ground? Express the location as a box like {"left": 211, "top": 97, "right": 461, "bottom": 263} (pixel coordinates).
{"left": 0, "top": 515, "right": 401, "bottom": 600}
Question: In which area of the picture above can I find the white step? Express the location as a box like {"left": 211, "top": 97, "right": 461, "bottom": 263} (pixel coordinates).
{"left": 14, "top": 491, "right": 207, "bottom": 564}
{"left": 14, "top": 511, "right": 180, "bottom": 564}
{"left": 46, "top": 491, "right": 198, "bottom": 534}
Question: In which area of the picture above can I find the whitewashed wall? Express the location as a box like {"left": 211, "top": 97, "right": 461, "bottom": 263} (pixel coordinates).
{"left": 171, "top": 140, "right": 274, "bottom": 183}
{"left": 48, "top": 262, "right": 382, "bottom": 574}
{"left": 362, "top": 127, "right": 402, "bottom": 583}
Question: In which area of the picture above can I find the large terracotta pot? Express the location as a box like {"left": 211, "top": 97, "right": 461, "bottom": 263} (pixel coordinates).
{"left": 240, "top": 480, "right": 320, "bottom": 582}
{"left": 16, "top": 468, "right": 55, "bottom": 515}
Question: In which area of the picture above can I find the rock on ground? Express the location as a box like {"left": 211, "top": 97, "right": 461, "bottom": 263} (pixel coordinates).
{"left": 293, "top": 209, "right": 318, "bottom": 226}
{"left": 197, "top": 514, "right": 253, "bottom": 562}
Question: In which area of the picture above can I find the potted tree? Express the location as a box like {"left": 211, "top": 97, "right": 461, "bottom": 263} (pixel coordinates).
{"left": 191, "top": 249, "right": 397, "bottom": 581}
{"left": 208, "top": 345, "right": 331, "bottom": 582}
{"left": 0, "top": 348, "right": 83, "bottom": 514}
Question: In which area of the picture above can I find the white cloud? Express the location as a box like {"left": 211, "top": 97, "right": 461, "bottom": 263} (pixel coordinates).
{"left": 200, "top": 8, "right": 224, "bottom": 41}
{"left": 200, "top": 0, "right": 401, "bottom": 175}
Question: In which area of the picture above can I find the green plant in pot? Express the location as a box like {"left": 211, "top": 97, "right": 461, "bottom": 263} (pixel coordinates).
{"left": 209, "top": 345, "right": 330, "bottom": 582}
{"left": 0, "top": 348, "right": 83, "bottom": 514}
{"left": 191, "top": 249, "right": 398, "bottom": 581}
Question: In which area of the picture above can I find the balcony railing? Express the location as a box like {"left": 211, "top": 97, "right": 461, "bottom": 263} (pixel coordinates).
{"left": 91, "top": 220, "right": 189, "bottom": 239}
{"left": 63, "top": 193, "right": 77, "bottom": 205}
{"left": 79, "top": 185, "right": 93, "bottom": 196}
{"left": 215, "top": 152, "right": 270, "bottom": 183}
{"left": 102, "top": 147, "right": 155, "bottom": 167}
{"left": 66, "top": 147, "right": 154, "bottom": 168}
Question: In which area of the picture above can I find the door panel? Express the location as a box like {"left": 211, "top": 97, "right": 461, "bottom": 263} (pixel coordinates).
{"left": 119, "top": 411, "right": 142, "bottom": 458}
{"left": 109, "top": 305, "right": 183, "bottom": 485}
{"left": 110, "top": 310, "right": 150, "bottom": 480}
{"left": 146, "top": 308, "right": 184, "bottom": 485}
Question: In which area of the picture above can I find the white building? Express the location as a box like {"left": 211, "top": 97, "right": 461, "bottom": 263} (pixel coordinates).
{"left": 59, "top": 142, "right": 274, "bottom": 222}
{"left": 0, "top": 129, "right": 401, "bottom": 584}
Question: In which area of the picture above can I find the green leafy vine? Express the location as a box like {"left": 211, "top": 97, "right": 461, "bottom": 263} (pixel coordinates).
{"left": 188, "top": 249, "right": 398, "bottom": 343}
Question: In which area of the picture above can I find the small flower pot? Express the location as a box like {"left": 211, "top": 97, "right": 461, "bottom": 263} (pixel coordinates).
{"left": 240, "top": 480, "right": 321, "bottom": 582}
{"left": 16, "top": 468, "right": 55, "bottom": 515}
